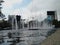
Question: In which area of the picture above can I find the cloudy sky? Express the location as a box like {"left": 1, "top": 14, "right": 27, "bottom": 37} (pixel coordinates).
{"left": 2, "top": 0, "right": 60, "bottom": 21}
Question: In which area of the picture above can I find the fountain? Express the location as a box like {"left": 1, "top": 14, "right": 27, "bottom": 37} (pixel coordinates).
{"left": 0, "top": 0, "right": 56, "bottom": 45}
{"left": 15, "top": 15, "right": 18, "bottom": 30}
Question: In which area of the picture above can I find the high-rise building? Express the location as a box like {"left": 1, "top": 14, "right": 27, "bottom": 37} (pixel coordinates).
{"left": 47, "top": 11, "right": 57, "bottom": 26}
{"left": 47, "top": 11, "right": 57, "bottom": 21}
{"left": 8, "top": 15, "right": 21, "bottom": 29}
{"left": 16, "top": 15, "right": 21, "bottom": 29}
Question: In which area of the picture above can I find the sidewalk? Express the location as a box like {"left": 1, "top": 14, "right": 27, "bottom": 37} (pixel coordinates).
{"left": 41, "top": 28, "right": 60, "bottom": 45}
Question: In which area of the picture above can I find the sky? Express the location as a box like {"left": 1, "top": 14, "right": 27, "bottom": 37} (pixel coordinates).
{"left": 1, "top": 0, "right": 60, "bottom": 21}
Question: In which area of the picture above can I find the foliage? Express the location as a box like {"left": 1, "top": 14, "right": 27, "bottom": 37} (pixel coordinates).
{"left": 52, "top": 19, "right": 60, "bottom": 28}
{"left": 0, "top": 20, "right": 12, "bottom": 30}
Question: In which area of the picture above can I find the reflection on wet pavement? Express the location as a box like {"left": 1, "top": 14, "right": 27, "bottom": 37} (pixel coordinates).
{"left": 0, "top": 29, "right": 54, "bottom": 45}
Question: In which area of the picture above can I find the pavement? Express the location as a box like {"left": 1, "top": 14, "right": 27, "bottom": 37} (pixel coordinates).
{"left": 40, "top": 28, "right": 60, "bottom": 45}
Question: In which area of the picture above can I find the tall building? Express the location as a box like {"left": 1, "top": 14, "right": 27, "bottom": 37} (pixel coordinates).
{"left": 0, "top": 0, "right": 5, "bottom": 19}
{"left": 47, "top": 11, "right": 57, "bottom": 26}
{"left": 16, "top": 15, "right": 21, "bottom": 29}
{"left": 47, "top": 11, "right": 57, "bottom": 21}
{"left": 8, "top": 15, "right": 21, "bottom": 29}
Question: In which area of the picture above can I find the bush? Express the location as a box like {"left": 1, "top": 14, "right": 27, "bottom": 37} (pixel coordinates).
{"left": 52, "top": 19, "right": 60, "bottom": 28}
{"left": 0, "top": 20, "right": 12, "bottom": 30}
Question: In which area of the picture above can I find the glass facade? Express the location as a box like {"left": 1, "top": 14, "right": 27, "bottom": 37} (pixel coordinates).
{"left": 47, "top": 11, "right": 55, "bottom": 21}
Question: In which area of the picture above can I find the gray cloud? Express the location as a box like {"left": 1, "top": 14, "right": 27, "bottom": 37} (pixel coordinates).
{"left": 2, "top": 0, "right": 60, "bottom": 21}
{"left": 27, "top": 0, "right": 60, "bottom": 21}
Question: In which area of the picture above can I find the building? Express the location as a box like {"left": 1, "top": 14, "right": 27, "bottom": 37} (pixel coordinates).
{"left": 28, "top": 20, "right": 41, "bottom": 28}
{"left": 16, "top": 15, "right": 21, "bottom": 29}
{"left": 47, "top": 11, "right": 57, "bottom": 25}
{"left": 27, "top": 11, "right": 57, "bottom": 29}
{"left": 47, "top": 11, "right": 57, "bottom": 20}
{"left": 8, "top": 15, "right": 21, "bottom": 29}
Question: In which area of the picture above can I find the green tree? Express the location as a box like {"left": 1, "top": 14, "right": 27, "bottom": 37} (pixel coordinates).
{"left": 0, "top": 20, "right": 12, "bottom": 30}
{"left": 52, "top": 19, "right": 60, "bottom": 28}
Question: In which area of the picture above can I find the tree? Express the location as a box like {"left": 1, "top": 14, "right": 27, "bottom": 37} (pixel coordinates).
{"left": 0, "top": 20, "right": 12, "bottom": 30}
{"left": 52, "top": 19, "right": 60, "bottom": 28}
